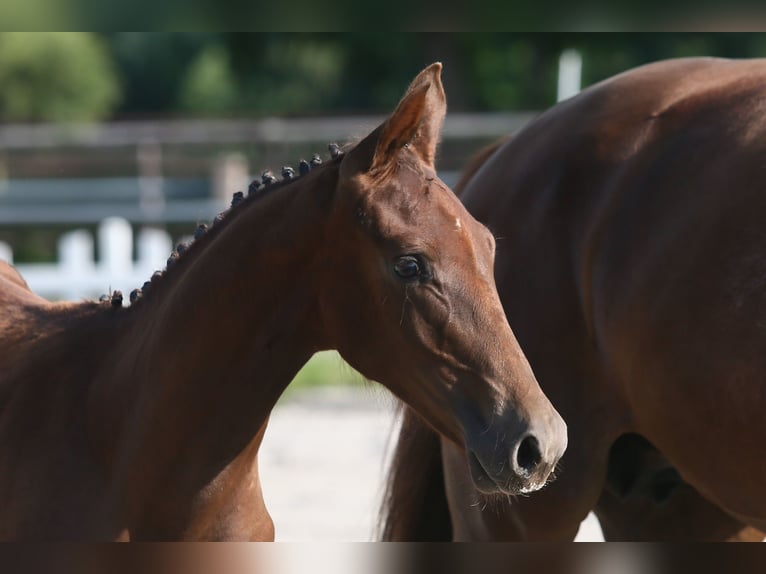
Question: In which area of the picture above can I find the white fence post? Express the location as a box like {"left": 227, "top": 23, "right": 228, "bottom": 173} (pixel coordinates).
{"left": 213, "top": 153, "right": 249, "bottom": 203}
{"left": 137, "top": 139, "right": 166, "bottom": 219}
{"left": 13, "top": 217, "right": 173, "bottom": 302}
{"left": 0, "top": 241, "right": 12, "bottom": 264}
{"left": 59, "top": 229, "right": 95, "bottom": 300}
{"left": 98, "top": 217, "right": 133, "bottom": 279}
{"left": 137, "top": 227, "right": 173, "bottom": 276}
{"left": 60, "top": 230, "right": 95, "bottom": 273}
{"left": 557, "top": 49, "right": 583, "bottom": 102}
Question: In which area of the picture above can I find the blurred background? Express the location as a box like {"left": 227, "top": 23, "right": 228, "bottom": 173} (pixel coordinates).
{"left": 4, "top": 33, "right": 766, "bottom": 295}
{"left": 2, "top": 32, "right": 765, "bottom": 541}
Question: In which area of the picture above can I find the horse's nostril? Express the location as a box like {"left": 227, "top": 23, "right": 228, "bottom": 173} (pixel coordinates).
{"left": 516, "top": 435, "right": 542, "bottom": 475}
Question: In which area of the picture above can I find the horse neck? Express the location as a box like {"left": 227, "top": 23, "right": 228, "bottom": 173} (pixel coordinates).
{"left": 92, "top": 166, "right": 338, "bottom": 495}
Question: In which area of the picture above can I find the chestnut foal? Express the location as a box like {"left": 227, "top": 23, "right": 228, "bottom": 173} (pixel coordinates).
{"left": 0, "top": 63, "right": 565, "bottom": 540}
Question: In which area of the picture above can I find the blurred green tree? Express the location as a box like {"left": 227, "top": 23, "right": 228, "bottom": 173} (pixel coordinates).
{"left": 0, "top": 33, "right": 119, "bottom": 122}
{"left": 2, "top": 33, "right": 765, "bottom": 121}
{"left": 178, "top": 42, "right": 239, "bottom": 115}
{"left": 184, "top": 34, "right": 346, "bottom": 116}
{"left": 107, "top": 32, "right": 211, "bottom": 117}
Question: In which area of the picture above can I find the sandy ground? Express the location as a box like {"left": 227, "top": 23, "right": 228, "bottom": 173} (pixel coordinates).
{"left": 259, "top": 386, "right": 604, "bottom": 541}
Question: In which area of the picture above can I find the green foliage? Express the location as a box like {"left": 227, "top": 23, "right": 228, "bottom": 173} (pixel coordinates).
{"left": 285, "top": 351, "right": 365, "bottom": 397}
{"left": 178, "top": 43, "right": 239, "bottom": 115}
{"left": 0, "top": 33, "right": 119, "bottom": 122}
{"left": 2, "top": 33, "right": 766, "bottom": 122}
{"left": 470, "top": 36, "right": 560, "bottom": 109}
{"left": 237, "top": 38, "right": 345, "bottom": 115}
{"left": 180, "top": 35, "right": 345, "bottom": 116}
{"left": 107, "top": 32, "right": 211, "bottom": 115}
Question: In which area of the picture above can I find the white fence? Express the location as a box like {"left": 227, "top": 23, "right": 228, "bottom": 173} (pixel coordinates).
{"left": 557, "top": 49, "right": 583, "bottom": 102}
{"left": 0, "top": 217, "right": 173, "bottom": 301}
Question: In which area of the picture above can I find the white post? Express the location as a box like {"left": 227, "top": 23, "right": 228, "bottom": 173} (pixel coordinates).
{"left": 137, "top": 226, "right": 173, "bottom": 275}
{"left": 0, "top": 241, "right": 12, "bottom": 264}
{"left": 98, "top": 217, "right": 133, "bottom": 283}
{"left": 557, "top": 49, "right": 582, "bottom": 102}
{"left": 59, "top": 230, "right": 95, "bottom": 300}
{"left": 60, "top": 230, "right": 95, "bottom": 273}
{"left": 137, "top": 139, "right": 166, "bottom": 219}
{"left": 213, "top": 153, "right": 249, "bottom": 203}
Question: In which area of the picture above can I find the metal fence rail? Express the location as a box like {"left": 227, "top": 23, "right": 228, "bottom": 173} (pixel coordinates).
{"left": 0, "top": 113, "right": 536, "bottom": 226}
{"left": 0, "top": 112, "right": 537, "bottom": 150}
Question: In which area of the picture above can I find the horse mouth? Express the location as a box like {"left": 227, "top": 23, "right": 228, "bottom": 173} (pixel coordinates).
{"left": 467, "top": 450, "right": 547, "bottom": 496}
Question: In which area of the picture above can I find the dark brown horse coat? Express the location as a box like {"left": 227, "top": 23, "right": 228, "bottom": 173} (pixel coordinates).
{"left": 0, "top": 63, "right": 567, "bottom": 541}
{"left": 383, "top": 57, "right": 766, "bottom": 541}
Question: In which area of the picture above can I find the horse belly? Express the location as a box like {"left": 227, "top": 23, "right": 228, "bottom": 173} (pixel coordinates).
{"left": 597, "top": 199, "right": 766, "bottom": 525}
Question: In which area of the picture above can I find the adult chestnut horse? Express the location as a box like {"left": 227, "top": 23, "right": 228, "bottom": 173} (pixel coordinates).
{"left": 382, "top": 57, "right": 766, "bottom": 541}
{"left": 0, "top": 64, "right": 566, "bottom": 541}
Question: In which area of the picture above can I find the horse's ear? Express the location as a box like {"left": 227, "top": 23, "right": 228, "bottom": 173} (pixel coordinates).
{"left": 342, "top": 63, "right": 446, "bottom": 177}
{"left": 374, "top": 62, "right": 446, "bottom": 169}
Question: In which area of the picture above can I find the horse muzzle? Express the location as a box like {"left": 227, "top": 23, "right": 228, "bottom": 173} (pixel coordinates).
{"left": 465, "top": 413, "right": 568, "bottom": 495}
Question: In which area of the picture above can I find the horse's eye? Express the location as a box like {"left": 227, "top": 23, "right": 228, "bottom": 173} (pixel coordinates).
{"left": 394, "top": 256, "right": 426, "bottom": 282}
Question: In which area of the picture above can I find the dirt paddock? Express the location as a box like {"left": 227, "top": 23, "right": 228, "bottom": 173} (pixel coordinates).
{"left": 260, "top": 386, "right": 604, "bottom": 541}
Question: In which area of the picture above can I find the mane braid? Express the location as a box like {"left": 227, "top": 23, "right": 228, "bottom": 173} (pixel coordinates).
{"left": 109, "top": 146, "right": 345, "bottom": 310}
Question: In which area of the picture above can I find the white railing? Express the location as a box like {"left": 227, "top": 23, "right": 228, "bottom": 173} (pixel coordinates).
{"left": 0, "top": 217, "right": 173, "bottom": 302}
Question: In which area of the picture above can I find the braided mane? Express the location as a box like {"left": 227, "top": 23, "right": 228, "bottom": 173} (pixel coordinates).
{"left": 102, "top": 144, "right": 345, "bottom": 309}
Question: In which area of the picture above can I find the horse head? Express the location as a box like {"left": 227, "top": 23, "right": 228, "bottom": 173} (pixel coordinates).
{"left": 319, "top": 63, "right": 567, "bottom": 495}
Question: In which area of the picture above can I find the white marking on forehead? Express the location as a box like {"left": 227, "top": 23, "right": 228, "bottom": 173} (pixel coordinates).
{"left": 454, "top": 217, "right": 462, "bottom": 230}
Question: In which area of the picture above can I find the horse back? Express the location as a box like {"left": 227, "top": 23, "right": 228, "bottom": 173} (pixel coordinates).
{"left": 461, "top": 57, "right": 766, "bottom": 362}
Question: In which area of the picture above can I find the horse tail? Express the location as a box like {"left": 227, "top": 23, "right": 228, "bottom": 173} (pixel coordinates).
{"left": 378, "top": 406, "right": 452, "bottom": 541}
{"left": 454, "top": 135, "right": 512, "bottom": 196}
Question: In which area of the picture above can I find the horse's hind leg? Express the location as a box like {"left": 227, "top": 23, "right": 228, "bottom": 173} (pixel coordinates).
{"left": 596, "top": 477, "right": 764, "bottom": 542}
